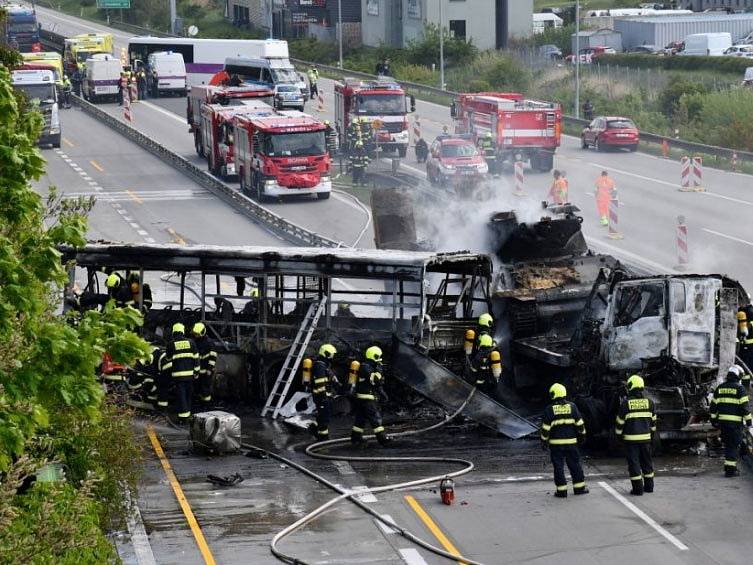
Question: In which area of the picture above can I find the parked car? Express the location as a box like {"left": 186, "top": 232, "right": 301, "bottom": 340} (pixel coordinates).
{"left": 581, "top": 116, "right": 639, "bottom": 152}
{"left": 725, "top": 44, "right": 753, "bottom": 57}
{"left": 273, "top": 83, "right": 305, "bottom": 112}
{"left": 538, "top": 44, "right": 563, "bottom": 59}
{"left": 426, "top": 135, "right": 488, "bottom": 188}
{"left": 681, "top": 33, "right": 732, "bottom": 57}
{"left": 628, "top": 45, "right": 660, "bottom": 54}
{"left": 565, "top": 46, "right": 616, "bottom": 64}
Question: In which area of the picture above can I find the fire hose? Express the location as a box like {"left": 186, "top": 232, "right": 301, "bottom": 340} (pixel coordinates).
{"left": 241, "top": 387, "right": 488, "bottom": 565}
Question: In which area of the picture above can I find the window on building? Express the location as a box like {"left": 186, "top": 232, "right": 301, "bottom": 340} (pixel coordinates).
{"left": 449, "top": 19, "right": 466, "bottom": 40}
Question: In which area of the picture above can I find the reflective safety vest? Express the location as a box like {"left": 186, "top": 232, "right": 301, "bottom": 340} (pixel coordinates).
{"left": 354, "top": 360, "right": 383, "bottom": 401}
{"left": 351, "top": 152, "right": 370, "bottom": 168}
{"left": 711, "top": 380, "right": 752, "bottom": 426}
{"left": 595, "top": 176, "right": 614, "bottom": 197}
{"left": 616, "top": 393, "right": 656, "bottom": 442}
{"left": 540, "top": 400, "right": 585, "bottom": 445}
{"left": 311, "top": 358, "right": 336, "bottom": 397}
{"left": 163, "top": 335, "right": 199, "bottom": 379}
{"left": 194, "top": 336, "right": 217, "bottom": 378}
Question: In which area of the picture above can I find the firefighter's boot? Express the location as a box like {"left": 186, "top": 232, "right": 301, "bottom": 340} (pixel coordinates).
{"left": 630, "top": 479, "right": 644, "bottom": 496}
{"left": 554, "top": 490, "right": 567, "bottom": 499}
{"left": 573, "top": 485, "right": 589, "bottom": 495}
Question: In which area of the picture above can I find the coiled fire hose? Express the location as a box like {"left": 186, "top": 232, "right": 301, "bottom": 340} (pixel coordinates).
{"left": 241, "top": 387, "right": 487, "bottom": 565}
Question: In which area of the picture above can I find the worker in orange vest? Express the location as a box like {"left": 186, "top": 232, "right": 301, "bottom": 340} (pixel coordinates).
{"left": 548, "top": 169, "right": 568, "bottom": 205}
{"left": 595, "top": 170, "right": 615, "bottom": 226}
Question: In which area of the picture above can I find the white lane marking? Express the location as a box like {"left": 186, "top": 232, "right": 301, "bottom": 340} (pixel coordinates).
{"left": 350, "top": 485, "right": 378, "bottom": 503}
{"left": 702, "top": 228, "right": 753, "bottom": 248}
{"left": 145, "top": 237, "right": 156, "bottom": 244}
{"left": 123, "top": 215, "right": 134, "bottom": 222}
{"left": 63, "top": 158, "right": 73, "bottom": 163}
{"left": 399, "top": 548, "right": 430, "bottom": 565}
{"left": 58, "top": 153, "right": 68, "bottom": 159}
{"left": 88, "top": 180, "right": 99, "bottom": 186}
{"left": 376, "top": 514, "right": 398, "bottom": 535}
{"left": 701, "top": 191, "right": 753, "bottom": 208}
{"left": 598, "top": 481, "right": 689, "bottom": 551}
{"left": 137, "top": 229, "right": 149, "bottom": 236}
{"left": 333, "top": 461, "right": 356, "bottom": 475}
{"left": 129, "top": 222, "right": 140, "bottom": 229}
{"left": 81, "top": 175, "right": 93, "bottom": 180}
{"left": 124, "top": 490, "right": 157, "bottom": 565}
{"left": 72, "top": 166, "right": 83, "bottom": 172}
{"left": 139, "top": 101, "right": 186, "bottom": 124}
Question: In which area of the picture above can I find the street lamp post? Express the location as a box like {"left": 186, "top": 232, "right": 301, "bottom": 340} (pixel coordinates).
{"left": 439, "top": 0, "right": 444, "bottom": 90}
{"left": 337, "top": 0, "right": 343, "bottom": 69}
{"left": 169, "top": 0, "right": 177, "bottom": 34}
{"left": 574, "top": 0, "right": 580, "bottom": 118}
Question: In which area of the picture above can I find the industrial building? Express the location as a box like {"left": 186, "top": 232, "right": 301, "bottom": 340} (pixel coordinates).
{"left": 362, "top": 0, "right": 533, "bottom": 50}
{"left": 614, "top": 13, "right": 753, "bottom": 50}
{"left": 679, "top": 0, "right": 753, "bottom": 10}
{"left": 571, "top": 29, "right": 624, "bottom": 53}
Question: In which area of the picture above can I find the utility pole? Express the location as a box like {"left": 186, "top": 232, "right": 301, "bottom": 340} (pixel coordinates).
{"left": 169, "top": 0, "right": 177, "bottom": 34}
{"left": 574, "top": 0, "right": 580, "bottom": 118}
{"left": 337, "top": 0, "right": 343, "bottom": 68}
{"left": 439, "top": 0, "right": 444, "bottom": 90}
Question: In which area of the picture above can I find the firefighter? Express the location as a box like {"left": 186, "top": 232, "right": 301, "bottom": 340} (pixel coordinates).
{"left": 351, "top": 346, "right": 391, "bottom": 447}
{"left": 478, "top": 132, "right": 498, "bottom": 175}
{"left": 324, "top": 120, "right": 338, "bottom": 155}
{"left": 595, "top": 170, "right": 615, "bottom": 226}
{"left": 582, "top": 99, "right": 594, "bottom": 121}
{"left": 105, "top": 273, "right": 132, "bottom": 308}
{"left": 350, "top": 140, "right": 369, "bottom": 185}
{"left": 615, "top": 375, "right": 657, "bottom": 495}
{"left": 191, "top": 322, "right": 217, "bottom": 405}
{"left": 307, "top": 66, "right": 319, "bottom": 98}
{"left": 710, "top": 365, "right": 752, "bottom": 477}
{"left": 118, "top": 72, "right": 127, "bottom": 105}
{"left": 737, "top": 310, "right": 752, "bottom": 389}
{"left": 137, "top": 67, "right": 148, "bottom": 100}
{"left": 71, "top": 68, "right": 83, "bottom": 96}
{"left": 156, "top": 348, "right": 171, "bottom": 412}
{"left": 347, "top": 118, "right": 362, "bottom": 151}
{"left": 540, "top": 383, "right": 588, "bottom": 498}
{"left": 415, "top": 137, "right": 428, "bottom": 163}
{"left": 126, "top": 272, "right": 153, "bottom": 313}
{"left": 309, "top": 343, "right": 339, "bottom": 439}
{"left": 548, "top": 169, "right": 568, "bottom": 205}
{"left": 61, "top": 75, "right": 72, "bottom": 108}
{"left": 470, "top": 334, "right": 496, "bottom": 394}
{"left": 162, "top": 323, "right": 199, "bottom": 424}
{"left": 128, "top": 347, "right": 161, "bottom": 404}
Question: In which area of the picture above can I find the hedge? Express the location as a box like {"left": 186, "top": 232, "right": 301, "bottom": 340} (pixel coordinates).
{"left": 597, "top": 53, "right": 751, "bottom": 74}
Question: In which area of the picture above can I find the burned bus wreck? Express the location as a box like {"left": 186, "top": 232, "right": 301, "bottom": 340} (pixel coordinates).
{"left": 60, "top": 243, "right": 536, "bottom": 438}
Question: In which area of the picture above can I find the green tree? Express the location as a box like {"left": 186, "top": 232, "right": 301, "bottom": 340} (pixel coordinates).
{"left": 657, "top": 79, "right": 708, "bottom": 118}
{"left": 406, "top": 24, "right": 478, "bottom": 68}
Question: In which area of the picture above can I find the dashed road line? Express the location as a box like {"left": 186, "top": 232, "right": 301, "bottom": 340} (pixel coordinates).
{"left": 375, "top": 514, "right": 398, "bottom": 535}
{"left": 599, "top": 482, "right": 688, "bottom": 551}
{"left": 399, "top": 548, "right": 430, "bottom": 565}
{"left": 702, "top": 228, "right": 753, "bottom": 248}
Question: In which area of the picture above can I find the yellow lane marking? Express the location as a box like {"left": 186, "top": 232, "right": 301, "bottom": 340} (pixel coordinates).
{"left": 404, "top": 495, "right": 465, "bottom": 564}
{"left": 146, "top": 426, "right": 217, "bottom": 565}
{"left": 167, "top": 227, "right": 187, "bottom": 245}
{"left": 90, "top": 160, "right": 105, "bottom": 172}
{"left": 62, "top": 137, "right": 74, "bottom": 148}
{"left": 126, "top": 189, "right": 144, "bottom": 204}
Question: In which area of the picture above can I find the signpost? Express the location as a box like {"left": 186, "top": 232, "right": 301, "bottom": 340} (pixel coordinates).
{"left": 96, "top": 0, "right": 131, "bottom": 8}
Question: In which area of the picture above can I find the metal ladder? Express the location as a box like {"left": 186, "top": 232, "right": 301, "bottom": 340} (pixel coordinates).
{"left": 261, "top": 297, "right": 327, "bottom": 418}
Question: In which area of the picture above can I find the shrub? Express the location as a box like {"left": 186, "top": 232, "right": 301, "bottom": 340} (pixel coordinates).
{"left": 406, "top": 24, "right": 478, "bottom": 68}
{"left": 598, "top": 53, "right": 751, "bottom": 74}
{"left": 658, "top": 79, "right": 708, "bottom": 117}
{"left": 695, "top": 89, "right": 753, "bottom": 151}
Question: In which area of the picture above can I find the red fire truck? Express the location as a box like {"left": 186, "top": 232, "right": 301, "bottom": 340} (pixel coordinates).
{"left": 235, "top": 112, "right": 331, "bottom": 202}
{"left": 451, "top": 93, "right": 562, "bottom": 172}
{"left": 334, "top": 77, "right": 415, "bottom": 157}
{"left": 200, "top": 102, "right": 275, "bottom": 181}
{"left": 187, "top": 83, "right": 274, "bottom": 157}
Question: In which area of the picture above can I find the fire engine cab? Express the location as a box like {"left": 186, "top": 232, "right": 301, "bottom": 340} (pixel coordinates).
{"left": 334, "top": 78, "right": 415, "bottom": 157}
{"left": 451, "top": 93, "right": 561, "bottom": 172}
{"left": 234, "top": 112, "right": 331, "bottom": 202}
{"left": 200, "top": 102, "right": 273, "bottom": 181}
{"left": 187, "top": 83, "right": 274, "bottom": 156}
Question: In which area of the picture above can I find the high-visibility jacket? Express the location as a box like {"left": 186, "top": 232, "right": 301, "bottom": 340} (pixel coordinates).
{"left": 351, "top": 151, "right": 370, "bottom": 169}
{"left": 162, "top": 334, "right": 199, "bottom": 379}
{"left": 616, "top": 392, "right": 657, "bottom": 442}
{"left": 194, "top": 335, "right": 217, "bottom": 378}
{"left": 595, "top": 176, "right": 614, "bottom": 199}
{"left": 354, "top": 360, "right": 383, "bottom": 401}
{"left": 549, "top": 178, "right": 568, "bottom": 205}
{"left": 711, "top": 379, "right": 752, "bottom": 426}
{"left": 478, "top": 138, "right": 496, "bottom": 160}
{"left": 540, "top": 400, "right": 586, "bottom": 445}
{"left": 307, "top": 69, "right": 319, "bottom": 84}
{"left": 311, "top": 357, "right": 337, "bottom": 397}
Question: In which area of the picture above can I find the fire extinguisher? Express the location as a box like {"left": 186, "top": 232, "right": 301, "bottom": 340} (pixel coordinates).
{"left": 440, "top": 478, "right": 455, "bottom": 505}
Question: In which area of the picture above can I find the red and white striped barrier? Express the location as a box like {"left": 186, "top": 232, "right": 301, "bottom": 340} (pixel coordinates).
{"left": 129, "top": 82, "right": 138, "bottom": 102}
{"left": 413, "top": 114, "right": 421, "bottom": 143}
{"left": 679, "top": 156, "right": 692, "bottom": 191}
{"left": 123, "top": 92, "right": 132, "bottom": 122}
{"left": 732, "top": 152, "right": 738, "bottom": 172}
{"left": 513, "top": 160, "right": 525, "bottom": 196}
{"left": 317, "top": 93, "right": 324, "bottom": 113}
{"left": 692, "top": 156, "right": 704, "bottom": 192}
{"left": 676, "top": 215, "right": 689, "bottom": 268}
{"left": 608, "top": 195, "right": 622, "bottom": 240}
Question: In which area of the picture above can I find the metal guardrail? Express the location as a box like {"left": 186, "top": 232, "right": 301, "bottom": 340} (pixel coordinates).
{"left": 70, "top": 95, "right": 344, "bottom": 249}
{"left": 293, "top": 58, "right": 753, "bottom": 167}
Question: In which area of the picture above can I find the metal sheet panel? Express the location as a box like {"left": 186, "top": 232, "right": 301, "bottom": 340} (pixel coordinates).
{"left": 614, "top": 14, "right": 753, "bottom": 50}
{"left": 391, "top": 337, "right": 537, "bottom": 439}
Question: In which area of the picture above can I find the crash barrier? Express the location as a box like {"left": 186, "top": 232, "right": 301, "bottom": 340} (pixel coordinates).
{"left": 608, "top": 196, "right": 622, "bottom": 240}
{"left": 513, "top": 160, "right": 525, "bottom": 196}
{"left": 291, "top": 57, "right": 753, "bottom": 172}
{"left": 676, "top": 215, "right": 689, "bottom": 268}
{"left": 70, "top": 95, "right": 344, "bottom": 249}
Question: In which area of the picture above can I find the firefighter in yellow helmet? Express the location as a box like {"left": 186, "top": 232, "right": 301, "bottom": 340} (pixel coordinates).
{"left": 105, "top": 272, "right": 131, "bottom": 308}
{"left": 350, "top": 140, "right": 369, "bottom": 185}
{"left": 710, "top": 365, "right": 752, "bottom": 477}
{"left": 161, "top": 322, "right": 199, "bottom": 424}
{"left": 470, "top": 334, "right": 500, "bottom": 394}
{"left": 351, "top": 345, "right": 390, "bottom": 446}
{"left": 309, "top": 343, "right": 340, "bottom": 439}
{"left": 615, "top": 375, "right": 657, "bottom": 494}
{"left": 191, "top": 322, "right": 217, "bottom": 405}
{"left": 540, "top": 383, "right": 588, "bottom": 498}
{"left": 737, "top": 309, "right": 752, "bottom": 389}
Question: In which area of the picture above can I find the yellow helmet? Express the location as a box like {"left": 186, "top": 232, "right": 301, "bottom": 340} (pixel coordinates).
{"left": 478, "top": 334, "right": 493, "bottom": 348}
{"left": 365, "top": 345, "right": 383, "bottom": 363}
{"left": 626, "top": 374, "right": 645, "bottom": 391}
{"left": 549, "top": 383, "right": 567, "bottom": 400}
{"left": 106, "top": 273, "right": 120, "bottom": 288}
{"left": 192, "top": 322, "right": 206, "bottom": 337}
{"left": 478, "top": 313, "right": 493, "bottom": 328}
{"left": 172, "top": 322, "right": 185, "bottom": 334}
{"left": 250, "top": 287, "right": 259, "bottom": 298}
{"left": 355, "top": 140, "right": 364, "bottom": 148}
{"left": 319, "top": 343, "right": 337, "bottom": 359}
{"left": 738, "top": 311, "right": 747, "bottom": 321}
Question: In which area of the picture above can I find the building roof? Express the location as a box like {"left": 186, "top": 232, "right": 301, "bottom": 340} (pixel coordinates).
{"left": 620, "top": 14, "right": 753, "bottom": 23}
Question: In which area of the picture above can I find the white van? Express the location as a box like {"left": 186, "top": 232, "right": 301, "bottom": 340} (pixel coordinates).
{"left": 11, "top": 69, "right": 60, "bottom": 148}
{"left": 83, "top": 53, "right": 122, "bottom": 103}
{"left": 146, "top": 51, "right": 187, "bottom": 97}
{"left": 743, "top": 66, "right": 753, "bottom": 87}
{"left": 681, "top": 33, "right": 732, "bottom": 56}
{"left": 224, "top": 57, "right": 308, "bottom": 101}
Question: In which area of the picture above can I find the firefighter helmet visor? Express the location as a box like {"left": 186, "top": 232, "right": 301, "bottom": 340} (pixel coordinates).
{"left": 105, "top": 273, "right": 120, "bottom": 288}
{"left": 365, "top": 346, "right": 383, "bottom": 362}
{"left": 478, "top": 313, "right": 493, "bottom": 328}
{"left": 627, "top": 374, "right": 645, "bottom": 390}
{"left": 192, "top": 322, "right": 206, "bottom": 337}
{"left": 319, "top": 343, "right": 337, "bottom": 359}
{"left": 549, "top": 383, "right": 567, "bottom": 400}
{"left": 172, "top": 322, "right": 185, "bottom": 335}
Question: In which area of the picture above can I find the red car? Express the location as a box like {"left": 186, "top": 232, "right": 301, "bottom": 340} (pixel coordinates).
{"left": 581, "top": 116, "right": 639, "bottom": 152}
{"left": 426, "top": 135, "right": 488, "bottom": 187}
